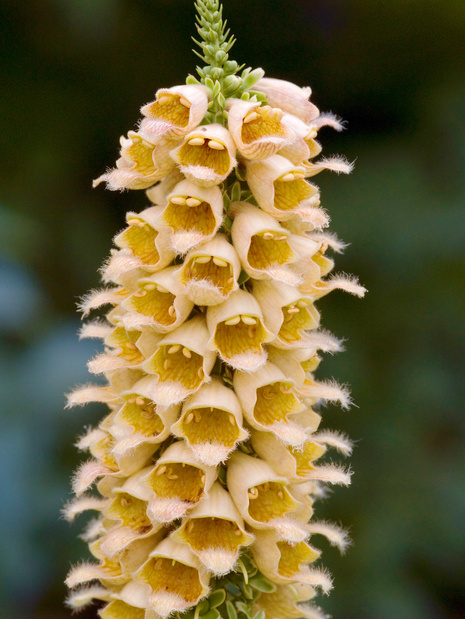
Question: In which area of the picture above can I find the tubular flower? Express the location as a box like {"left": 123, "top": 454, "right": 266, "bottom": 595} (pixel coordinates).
{"left": 66, "top": 1, "right": 365, "bottom": 618}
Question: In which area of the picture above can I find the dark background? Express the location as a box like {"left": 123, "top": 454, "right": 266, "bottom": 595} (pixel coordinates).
{"left": 1, "top": 1, "right": 464, "bottom": 617}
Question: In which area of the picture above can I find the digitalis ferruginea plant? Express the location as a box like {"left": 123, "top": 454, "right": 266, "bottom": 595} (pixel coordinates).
{"left": 65, "top": 2, "right": 366, "bottom": 618}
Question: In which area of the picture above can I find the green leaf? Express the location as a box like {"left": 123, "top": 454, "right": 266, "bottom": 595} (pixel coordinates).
{"left": 200, "top": 610, "right": 220, "bottom": 619}
{"left": 208, "top": 589, "right": 226, "bottom": 608}
{"left": 241, "top": 583, "right": 254, "bottom": 600}
{"left": 252, "top": 611, "right": 265, "bottom": 619}
{"left": 230, "top": 181, "right": 242, "bottom": 202}
{"left": 236, "top": 602, "right": 249, "bottom": 615}
{"left": 197, "top": 599, "right": 210, "bottom": 615}
{"left": 238, "top": 269, "right": 250, "bottom": 285}
{"left": 226, "top": 601, "right": 237, "bottom": 619}
{"left": 248, "top": 576, "right": 277, "bottom": 593}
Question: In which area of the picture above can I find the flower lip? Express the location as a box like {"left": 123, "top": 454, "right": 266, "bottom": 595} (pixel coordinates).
{"left": 161, "top": 179, "right": 224, "bottom": 254}
{"left": 171, "top": 377, "right": 248, "bottom": 466}
{"left": 175, "top": 233, "right": 241, "bottom": 306}
{"left": 253, "top": 77, "right": 320, "bottom": 124}
{"left": 135, "top": 537, "right": 210, "bottom": 617}
{"left": 227, "top": 98, "right": 294, "bottom": 160}
{"left": 142, "top": 315, "right": 216, "bottom": 405}
{"left": 141, "top": 441, "right": 216, "bottom": 523}
{"left": 230, "top": 202, "right": 301, "bottom": 286}
{"left": 121, "top": 266, "right": 194, "bottom": 332}
{"left": 206, "top": 289, "right": 274, "bottom": 372}
{"left": 170, "top": 123, "right": 237, "bottom": 188}
{"left": 140, "top": 84, "right": 210, "bottom": 139}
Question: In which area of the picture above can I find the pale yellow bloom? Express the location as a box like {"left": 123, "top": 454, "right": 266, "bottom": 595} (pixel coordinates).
{"left": 175, "top": 233, "right": 241, "bottom": 305}
{"left": 141, "top": 440, "right": 216, "bottom": 523}
{"left": 206, "top": 289, "right": 274, "bottom": 371}
{"left": 94, "top": 132, "right": 179, "bottom": 191}
{"left": 246, "top": 155, "right": 326, "bottom": 225}
{"left": 142, "top": 315, "right": 216, "bottom": 405}
{"left": 253, "top": 77, "right": 320, "bottom": 124}
{"left": 171, "top": 482, "right": 254, "bottom": 574}
{"left": 170, "top": 123, "right": 237, "bottom": 187}
{"left": 227, "top": 98, "right": 294, "bottom": 159}
{"left": 171, "top": 378, "right": 248, "bottom": 465}
{"left": 230, "top": 202, "right": 301, "bottom": 286}
{"left": 135, "top": 537, "right": 210, "bottom": 617}
{"left": 161, "top": 179, "right": 224, "bottom": 253}
{"left": 227, "top": 451, "right": 308, "bottom": 542}
{"left": 140, "top": 84, "right": 210, "bottom": 139}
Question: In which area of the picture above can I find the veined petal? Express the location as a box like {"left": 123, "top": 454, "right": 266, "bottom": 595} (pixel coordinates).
{"left": 141, "top": 441, "right": 216, "bottom": 523}
{"left": 112, "top": 207, "right": 175, "bottom": 277}
{"left": 94, "top": 133, "right": 179, "bottom": 191}
{"left": 233, "top": 363, "right": 309, "bottom": 446}
{"left": 251, "top": 530, "right": 330, "bottom": 592}
{"left": 66, "top": 384, "right": 119, "bottom": 408}
{"left": 253, "top": 583, "right": 323, "bottom": 619}
{"left": 121, "top": 267, "right": 194, "bottom": 332}
{"left": 66, "top": 585, "right": 111, "bottom": 611}
{"left": 135, "top": 537, "right": 210, "bottom": 618}
{"left": 278, "top": 114, "right": 322, "bottom": 165}
{"left": 175, "top": 234, "right": 241, "bottom": 305}
{"left": 253, "top": 77, "right": 320, "bottom": 124}
{"left": 170, "top": 123, "right": 236, "bottom": 187}
{"left": 227, "top": 452, "right": 307, "bottom": 542}
{"left": 171, "top": 482, "right": 254, "bottom": 574}
{"left": 251, "top": 430, "right": 326, "bottom": 482}
{"left": 99, "top": 522, "right": 166, "bottom": 561}
{"left": 227, "top": 98, "right": 294, "bottom": 160}
{"left": 142, "top": 316, "right": 216, "bottom": 405}
{"left": 171, "top": 377, "right": 248, "bottom": 466}
{"left": 161, "top": 179, "right": 224, "bottom": 253}
{"left": 140, "top": 84, "right": 210, "bottom": 139}
{"left": 99, "top": 600, "right": 146, "bottom": 619}
{"left": 109, "top": 380, "right": 180, "bottom": 452}
{"left": 246, "top": 155, "right": 326, "bottom": 225}
{"left": 230, "top": 202, "right": 301, "bottom": 286}
{"left": 206, "top": 289, "right": 274, "bottom": 372}
{"left": 78, "top": 286, "right": 129, "bottom": 317}
{"left": 252, "top": 280, "right": 320, "bottom": 349}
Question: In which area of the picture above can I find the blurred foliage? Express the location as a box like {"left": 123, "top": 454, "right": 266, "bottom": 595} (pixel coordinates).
{"left": 0, "top": 0, "right": 464, "bottom": 617}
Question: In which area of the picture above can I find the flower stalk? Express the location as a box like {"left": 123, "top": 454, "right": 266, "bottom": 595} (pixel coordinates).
{"left": 65, "top": 1, "right": 365, "bottom": 618}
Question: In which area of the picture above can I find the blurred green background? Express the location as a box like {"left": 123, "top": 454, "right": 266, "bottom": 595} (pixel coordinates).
{"left": 1, "top": 0, "right": 464, "bottom": 617}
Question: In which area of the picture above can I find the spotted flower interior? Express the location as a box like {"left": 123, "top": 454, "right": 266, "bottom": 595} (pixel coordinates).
{"left": 65, "top": 1, "right": 365, "bottom": 618}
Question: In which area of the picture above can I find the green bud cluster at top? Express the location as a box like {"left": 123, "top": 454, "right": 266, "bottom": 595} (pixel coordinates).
{"left": 187, "top": 0, "right": 266, "bottom": 124}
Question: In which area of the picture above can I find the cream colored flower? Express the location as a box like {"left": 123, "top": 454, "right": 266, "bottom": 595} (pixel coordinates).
{"left": 206, "top": 289, "right": 274, "bottom": 372}
{"left": 175, "top": 233, "right": 241, "bottom": 306}
{"left": 142, "top": 315, "right": 216, "bottom": 405}
{"left": 246, "top": 155, "right": 326, "bottom": 226}
{"left": 233, "top": 363, "right": 319, "bottom": 445}
{"left": 171, "top": 378, "right": 248, "bottom": 466}
{"left": 230, "top": 202, "right": 301, "bottom": 286}
{"left": 94, "top": 132, "right": 179, "bottom": 190}
{"left": 227, "top": 98, "right": 294, "bottom": 159}
{"left": 66, "top": 535, "right": 158, "bottom": 589}
{"left": 253, "top": 77, "right": 320, "bottom": 124}
{"left": 111, "top": 207, "right": 175, "bottom": 277}
{"left": 108, "top": 377, "right": 181, "bottom": 453}
{"left": 277, "top": 114, "right": 322, "bottom": 165}
{"left": 250, "top": 430, "right": 326, "bottom": 483}
{"left": 140, "top": 84, "right": 210, "bottom": 139}
{"left": 250, "top": 530, "right": 332, "bottom": 593}
{"left": 141, "top": 440, "right": 216, "bottom": 523}
{"left": 227, "top": 452, "right": 307, "bottom": 542}
{"left": 135, "top": 537, "right": 210, "bottom": 617}
{"left": 252, "top": 280, "right": 320, "bottom": 349}
{"left": 253, "top": 583, "right": 322, "bottom": 619}
{"left": 160, "top": 179, "right": 224, "bottom": 253}
{"left": 171, "top": 482, "right": 254, "bottom": 574}
{"left": 120, "top": 267, "right": 194, "bottom": 331}
{"left": 170, "top": 123, "right": 237, "bottom": 187}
